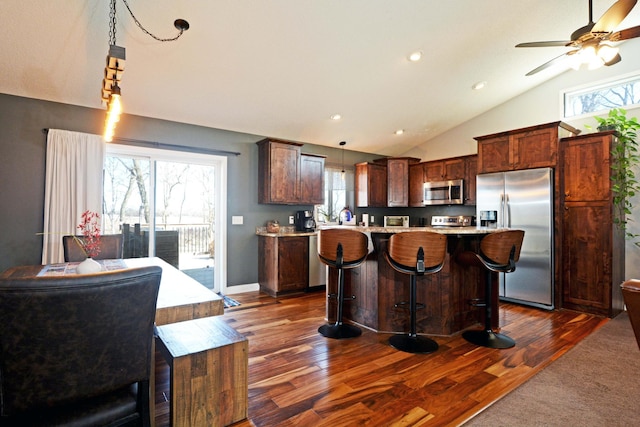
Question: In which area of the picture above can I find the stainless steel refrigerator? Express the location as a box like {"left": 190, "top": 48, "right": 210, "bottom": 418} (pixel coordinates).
{"left": 476, "top": 167, "right": 554, "bottom": 309}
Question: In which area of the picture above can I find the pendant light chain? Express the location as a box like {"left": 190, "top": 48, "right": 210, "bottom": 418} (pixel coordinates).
{"left": 109, "top": 0, "right": 117, "bottom": 46}
{"left": 121, "top": 0, "right": 187, "bottom": 42}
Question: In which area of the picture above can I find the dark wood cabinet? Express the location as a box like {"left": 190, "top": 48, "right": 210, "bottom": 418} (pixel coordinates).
{"left": 372, "top": 157, "right": 420, "bottom": 207}
{"left": 464, "top": 155, "right": 477, "bottom": 205}
{"left": 257, "top": 139, "right": 325, "bottom": 205}
{"left": 476, "top": 121, "right": 579, "bottom": 174}
{"left": 409, "top": 162, "right": 425, "bottom": 207}
{"left": 355, "top": 162, "right": 388, "bottom": 207}
{"left": 559, "top": 132, "right": 624, "bottom": 317}
{"left": 300, "top": 153, "right": 325, "bottom": 205}
{"left": 258, "top": 235, "right": 309, "bottom": 297}
{"left": 421, "top": 158, "right": 465, "bottom": 181}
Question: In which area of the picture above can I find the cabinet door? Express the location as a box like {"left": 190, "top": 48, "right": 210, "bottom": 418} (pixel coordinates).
{"left": 424, "top": 160, "right": 444, "bottom": 181}
{"left": 464, "top": 156, "right": 477, "bottom": 205}
{"left": 278, "top": 237, "right": 309, "bottom": 292}
{"left": 356, "top": 163, "right": 387, "bottom": 207}
{"left": 300, "top": 154, "right": 325, "bottom": 204}
{"left": 512, "top": 127, "right": 558, "bottom": 170}
{"left": 443, "top": 158, "right": 465, "bottom": 180}
{"left": 561, "top": 135, "right": 611, "bottom": 202}
{"left": 409, "top": 163, "right": 425, "bottom": 207}
{"left": 270, "top": 143, "right": 300, "bottom": 203}
{"left": 387, "top": 158, "right": 409, "bottom": 207}
{"left": 562, "top": 203, "right": 612, "bottom": 315}
{"left": 477, "top": 136, "right": 511, "bottom": 173}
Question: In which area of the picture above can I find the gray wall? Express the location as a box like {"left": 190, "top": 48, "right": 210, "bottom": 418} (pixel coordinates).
{"left": 0, "top": 93, "right": 378, "bottom": 286}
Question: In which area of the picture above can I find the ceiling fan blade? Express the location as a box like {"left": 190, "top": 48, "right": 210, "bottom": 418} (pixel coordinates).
{"left": 610, "top": 24, "right": 640, "bottom": 40}
{"left": 592, "top": 0, "right": 637, "bottom": 33}
{"left": 516, "top": 41, "right": 571, "bottom": 47}
{"left": 525, "top": 51, "right": 575, "bottom": 76}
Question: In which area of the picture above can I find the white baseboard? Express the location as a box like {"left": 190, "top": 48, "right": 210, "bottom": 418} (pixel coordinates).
{"left": 224, "top": 282, "right": 259, "bottom": 295}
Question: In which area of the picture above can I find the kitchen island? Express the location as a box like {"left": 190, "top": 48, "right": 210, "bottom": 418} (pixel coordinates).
{"left": 321, "top": 226, "right": 500, "bottom": 336}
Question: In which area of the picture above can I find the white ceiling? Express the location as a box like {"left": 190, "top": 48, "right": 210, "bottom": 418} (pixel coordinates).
{"left": 2, "top": 1, "right": 639, "bottom": 156}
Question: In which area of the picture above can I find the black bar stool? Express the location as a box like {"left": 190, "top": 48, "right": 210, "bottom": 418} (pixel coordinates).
{"left": 317, "top": 228, "right": 369, "bottom": 339}
{"left": 461, "top": 229, "right": 525, "bottom": 349}
{"left": 384, "top": 231, "right": 447, "bottom": 353}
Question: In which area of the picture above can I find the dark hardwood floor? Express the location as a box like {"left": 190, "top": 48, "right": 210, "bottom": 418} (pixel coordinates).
{"left": 154, "top": 290, "right": 606, "bottom": 426}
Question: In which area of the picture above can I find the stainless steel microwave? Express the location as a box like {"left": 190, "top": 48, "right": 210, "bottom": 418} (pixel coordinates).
{"left": 423, "top": 179, "right": 464, "bottom": 205}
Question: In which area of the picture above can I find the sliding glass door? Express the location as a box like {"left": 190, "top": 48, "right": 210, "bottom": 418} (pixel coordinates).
{"left": 103, "top": 144, "right": 227, "bottom": 293}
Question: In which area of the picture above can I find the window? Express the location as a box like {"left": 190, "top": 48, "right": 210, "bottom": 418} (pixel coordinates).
{"left": 317, "top": 166, "right": 354, "bottom": 223}
{"left": 104, "top": 144, "right": 228, "bottom": 293}
{"left": 563, "top": 72, "right": 640, "bottom": 118}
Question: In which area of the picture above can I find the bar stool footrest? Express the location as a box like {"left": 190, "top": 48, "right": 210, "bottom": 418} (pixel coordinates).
{"left": 393, "top": 301, "right": 425, "bottom": 310}
{"left": 467, "top": 298, "right": 486, "bottom": 308}
{"left": 462, "top": 329, "right": 515, "bottom": 349}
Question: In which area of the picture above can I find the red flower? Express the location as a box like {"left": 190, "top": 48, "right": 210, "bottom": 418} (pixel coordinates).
{"left": 76, "top": 210, "right": 102, "bottom": 258}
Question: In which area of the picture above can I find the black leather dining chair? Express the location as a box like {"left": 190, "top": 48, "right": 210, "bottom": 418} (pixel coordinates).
{"left": 0, "top": 266, "right": 162, "bottom": 426}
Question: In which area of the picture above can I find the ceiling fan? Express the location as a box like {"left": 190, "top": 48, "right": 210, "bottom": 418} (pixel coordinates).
{"left": 516, "top": 0, "right": 640, "bottom": 76}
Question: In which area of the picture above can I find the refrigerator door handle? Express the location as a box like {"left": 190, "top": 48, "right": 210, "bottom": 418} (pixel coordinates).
{"left": 505, "top": 193, "right": 511, "bottom": 228}
{"left": 500, "top": 193, "right": 505, "bottom": 228}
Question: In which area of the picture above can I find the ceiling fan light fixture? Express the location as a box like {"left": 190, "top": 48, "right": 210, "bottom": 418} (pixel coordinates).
{"left": 597, "top": 44, "right": 619, "bottom": 63}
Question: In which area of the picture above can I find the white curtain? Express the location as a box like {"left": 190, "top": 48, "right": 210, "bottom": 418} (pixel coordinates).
{"left": 42, "top": 129, "right": 105, "bottom": 264}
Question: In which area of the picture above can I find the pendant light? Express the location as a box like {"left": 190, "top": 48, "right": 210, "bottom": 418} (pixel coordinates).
{"left": 340, "top": 141, "right": 346, "bottom": 180}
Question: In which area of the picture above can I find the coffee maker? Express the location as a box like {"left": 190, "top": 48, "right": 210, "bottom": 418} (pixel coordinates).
{"left": 295, "top": 210, "right": 316, "bottom": 232}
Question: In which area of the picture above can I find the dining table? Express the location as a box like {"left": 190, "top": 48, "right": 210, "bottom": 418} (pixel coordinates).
{"left": 1, "top": 256, "right": 225, "bottom": 427}
{"left": 0, "top": 256, "right": 225, "bottom": 324}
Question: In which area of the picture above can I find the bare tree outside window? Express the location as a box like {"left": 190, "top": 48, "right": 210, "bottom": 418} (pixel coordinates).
{"left": 564, "top": 74, "right": 640, "bottom": 118}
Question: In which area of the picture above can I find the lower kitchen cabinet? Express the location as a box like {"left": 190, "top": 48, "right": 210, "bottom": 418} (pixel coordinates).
{"left": 258, "top": 235, "right": 309, "bottom": 297}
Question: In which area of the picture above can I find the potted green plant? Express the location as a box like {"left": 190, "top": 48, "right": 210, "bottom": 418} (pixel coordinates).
{"left": 588, "top": 108, "right": 640, "bottom": 243}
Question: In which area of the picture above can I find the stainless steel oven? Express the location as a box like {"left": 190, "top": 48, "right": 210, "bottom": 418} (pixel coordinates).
{"left": 423, "top": 179, "right": 464, "bottom": 205}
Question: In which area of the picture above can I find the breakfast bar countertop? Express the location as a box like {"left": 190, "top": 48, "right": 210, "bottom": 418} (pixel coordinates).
{"left": 255, "top": 225, "right": 317, "bottom": 237}
{"left": 318, "top": 225, "right": 501, "bottom": 235}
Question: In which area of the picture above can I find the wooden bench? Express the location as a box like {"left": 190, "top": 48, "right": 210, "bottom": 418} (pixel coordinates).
{"left": 155, "top": 316, "right": 248, "bottom": 426}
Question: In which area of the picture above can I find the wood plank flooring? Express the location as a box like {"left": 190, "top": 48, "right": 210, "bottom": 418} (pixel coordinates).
{"left": 154, "top": 290, "right": 606, "bottom": 427}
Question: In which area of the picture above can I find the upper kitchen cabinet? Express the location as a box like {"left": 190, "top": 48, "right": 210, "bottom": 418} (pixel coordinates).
{"left": 300, "top": 153, "right": 325, "bottom": 205}
{"left": 355, "top": 162, "right": 388, "bottom": 207}
{"left": 423, "top": 158, "right": 465, "bottom": 181}
{"left": 475, "top": 122, "right": 580, "bottom": 174}
{"left": 257, "top": 138, "right": 325, "bottom": 205}
{"left": 373, "top": 157, "right": 420, "bottom": 207}
{"left": 463, "top": 155, "right": 477, "bottom": 205}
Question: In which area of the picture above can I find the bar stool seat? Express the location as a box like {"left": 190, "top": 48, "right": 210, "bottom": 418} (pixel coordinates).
{"left": 460, "top": 229, "right": 525, "bottom": 349}
{"left": 317, "top": 228, "right": 369, "bottom": 339}
{"left": 384, "top": 231, "right": 447, "bottom": 353}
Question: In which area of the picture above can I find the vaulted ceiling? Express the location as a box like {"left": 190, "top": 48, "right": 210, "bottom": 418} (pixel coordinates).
{"left": 2, "top": 1, "right": 639, "bottom": 156}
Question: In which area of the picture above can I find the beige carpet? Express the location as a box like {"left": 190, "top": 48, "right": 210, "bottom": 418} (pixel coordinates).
{"left": 464, "top": 311, "right": 640, "bottom": 427}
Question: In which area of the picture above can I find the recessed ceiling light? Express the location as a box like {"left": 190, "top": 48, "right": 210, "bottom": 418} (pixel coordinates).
{"left": 408, "top": 51, "right": 423, "bottom": 62}
{"left": 395, "top": 129, "right": 405, "bottom": 135}
{"left": 472, "top": 81, "right": 488, "bottom": 90}
{"left": 330, "top": 114, "right": 342, "bottom": 120}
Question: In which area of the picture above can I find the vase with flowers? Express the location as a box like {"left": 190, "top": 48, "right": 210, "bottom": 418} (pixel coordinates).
{"left": 75, "top": 210, "right": 103, "bottom": 274}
